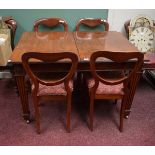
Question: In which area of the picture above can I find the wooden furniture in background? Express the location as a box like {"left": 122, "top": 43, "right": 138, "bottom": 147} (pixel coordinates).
{"left": 88, "top": 51, "right": 144, "bottom": 132}
{"left": 33, "top": 18, "right": 68, "bottom": 32}
{"left": 75, "top": 18, "right": 109, "bottom": 31}
{"left": 22, "top": 52, "right": 78, "bottom": 133}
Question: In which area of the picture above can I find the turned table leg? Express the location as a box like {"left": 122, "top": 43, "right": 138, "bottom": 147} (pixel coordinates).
{"left": 124, "top": 73, "right": 141, "bottom": 119}
{"left": 15, "top": 75, "right": 30, "bottom": 123}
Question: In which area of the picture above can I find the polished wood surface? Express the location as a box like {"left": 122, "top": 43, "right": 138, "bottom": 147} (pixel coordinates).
{"left": 11, "top": 32, "right": 79, "bottom": 63}
{"left": 144, "top": 53, "right": 155, "bottom": 69}
{"left": 73, "top": 31, "right": 139, "bottom": 61}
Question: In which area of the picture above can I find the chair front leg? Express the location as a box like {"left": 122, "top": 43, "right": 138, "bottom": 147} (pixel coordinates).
{"left": 119, "top": 97, "right": 126, "bottom": 132}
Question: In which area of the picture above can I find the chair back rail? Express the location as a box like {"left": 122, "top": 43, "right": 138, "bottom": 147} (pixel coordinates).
{"left": 75, "top": 18, "right": 109, "bottom": 31}
{"left": 90, "top": 51, "right": 144, "bottom": 87}
{"left": 22, "top": 52, "right": 78, "bottom": 88}
{"left": 33, "top": 18, "right": 68, "bottom": 32}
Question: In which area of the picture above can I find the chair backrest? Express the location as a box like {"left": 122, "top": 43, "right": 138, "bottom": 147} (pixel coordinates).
{"left": 90, "top": 51, "right": 144, "bottom": 88}
{"left": 33, "top": 18, "right": 68, "bottom": 32}
{"left": 75, "top": 18, "right": 109, "bottom": 31}
{"left": 22, "top": 52, "right": 78, "bottom": 92}
{"left": 124, "top": 19, "right": 155, "bottom": 39}
{"left": 4, "top": 17, "right": 17, "bottom": 50}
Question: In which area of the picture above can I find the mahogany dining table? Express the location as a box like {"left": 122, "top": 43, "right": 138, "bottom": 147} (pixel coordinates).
{"left": 10, "top": 31, "right": 155, "bottom": 122}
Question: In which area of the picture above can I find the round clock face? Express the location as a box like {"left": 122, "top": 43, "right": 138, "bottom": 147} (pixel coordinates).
{"left": 129, "top": 27, "right": 154, "bottom": 53}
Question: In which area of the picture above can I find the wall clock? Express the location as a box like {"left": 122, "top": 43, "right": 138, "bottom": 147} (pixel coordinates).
{"left": 130, "top": 15, "right": 154, "bottom": 28}
{"left": 129, "top": 15, "right": 155, "bottom": 53}
{"left": 129, "top": 27, "right": 154, "bottom": 53}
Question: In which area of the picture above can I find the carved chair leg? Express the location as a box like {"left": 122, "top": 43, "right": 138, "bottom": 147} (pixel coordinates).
{"left": 66, "top": 93, "right": 72, "bottom": 133}
{"left": 89, "top": 93, "right": 94, "bottom": 131}
{"left": 33, "top": 95, "right": 41, "bottom": 134}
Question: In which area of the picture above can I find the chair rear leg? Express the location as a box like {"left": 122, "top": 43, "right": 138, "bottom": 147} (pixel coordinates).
{"left": 89, "top": 94, "right": 94, "bottom": 131}
{"left": 66, "top": 93, "right": 72, "bottom": 132}
{"left": 33, "top": 95, "right": 41, "bottom": 134}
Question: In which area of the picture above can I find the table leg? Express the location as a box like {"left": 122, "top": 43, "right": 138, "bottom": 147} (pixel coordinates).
{"left": 15, "top": 75, "right": 30, "bottom": 123}
{"left": 124, "top": 73, "right": 141, "bottom": 118}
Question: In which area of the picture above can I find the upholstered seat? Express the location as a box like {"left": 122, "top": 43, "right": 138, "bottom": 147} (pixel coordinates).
{"left": 32, "top": 81, "right": 73, "bottom": 96}
{"left": 87, "top": 79, "right": 124, "bottom": 95}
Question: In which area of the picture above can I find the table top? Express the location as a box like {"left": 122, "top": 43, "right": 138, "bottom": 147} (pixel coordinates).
{"left": 10, "top": 31, "right": 155, "bottom": 68}
{"left": 73, "top": 31, "right": 139, "bottom": 61}
{"left": 10, "top": 32, "right": 78, "bottom": 63}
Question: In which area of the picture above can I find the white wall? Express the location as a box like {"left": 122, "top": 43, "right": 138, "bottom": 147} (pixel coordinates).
{"left": 108, "top": 9, "right": 155, "bottom": 36}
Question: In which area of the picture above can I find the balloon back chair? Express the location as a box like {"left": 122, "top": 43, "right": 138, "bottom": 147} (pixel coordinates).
{"left": 22, "top": 52, "right": 78, "bottom": 134}
{"left": 88, "top": 51, "right": 144, "bottom": 132}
